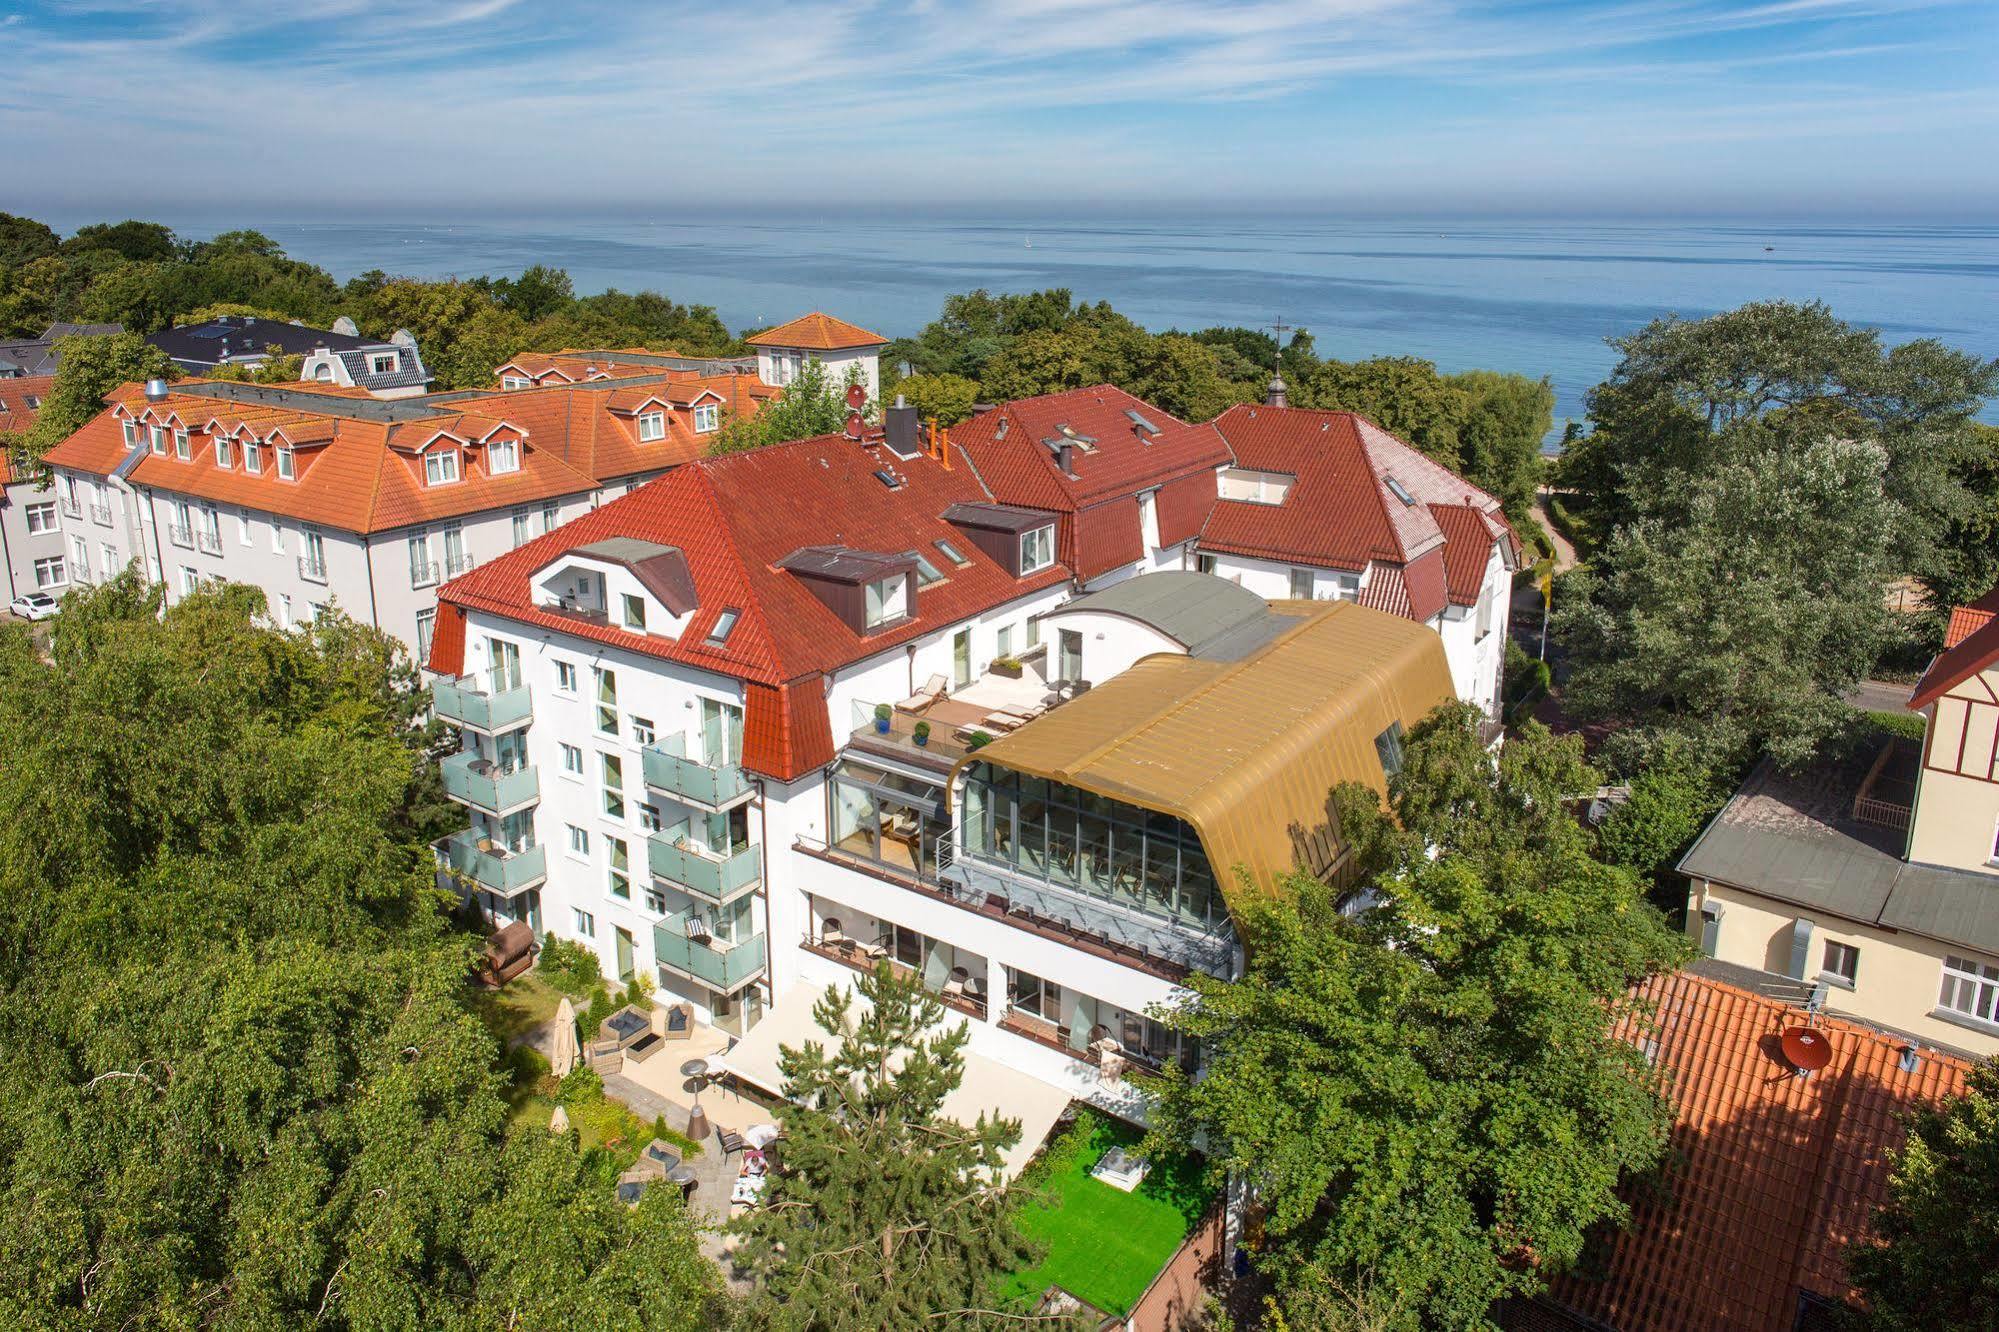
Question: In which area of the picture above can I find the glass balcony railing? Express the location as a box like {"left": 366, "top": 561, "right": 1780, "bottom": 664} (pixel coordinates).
{"left": 642, "top": 734, "right": 752, "bottom": 809}
{"left": 653, "top": 912, "right": 766, "bottom": 990}
{"left": 440, "top": 751, "right": 539, "bottom": 812}
{"left": 434, "top": 830, "right": 546, "bottom": 896}
{"left": 648, "top": 834, "right": 761, "bottom": 902}
{"left": 432, "top": 674, "right": 532, "bottom": 732}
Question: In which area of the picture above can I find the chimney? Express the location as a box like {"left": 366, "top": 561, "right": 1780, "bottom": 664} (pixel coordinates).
{"left": 1265, "top": 372, "right": 1289, "bottom": 409}
{"left": 1054, "top": 441, "right": 1074, "bottom": 475}
{"left": 143, "top": 378, "right": 168, "bottom": 402}
{"left": 884, "top": 396, "right": 918, "bottom": 455}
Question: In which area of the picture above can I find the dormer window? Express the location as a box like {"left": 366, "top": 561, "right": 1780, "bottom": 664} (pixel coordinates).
{"left": 693, "top": 403, "right": 720, "bottom": 434}
{"left": 637, "top": 410, "right": 666, "bottom": 442}
{"left": 369, "top": 352, "right": 397, "bottom": 375}
{"left": 424, "top": 448, "right": 459, "bottom": 486}
{"left": 242, "top": 437, "right": 263, "bottom": 474}
{"left": 502, "top": 375, "right": 529, "bottom": 390}
{"left": 215, "top": 434, "right": 233, "bottom": 469}
{"left": 173, "top": 428, "right": 190, "bottom": 460}
{"left": 149, "top": 424, "right": 167, "bottom": 455}
{"left": 622, "top": 594, "right": 647, "bottom": 632}
{"left": 276, "top": 444, "right": 296, "bottom": 481}
{"left": 1019, "top": 524, "right": 1055, "bottom": 575}
{"left": 488, "top": 436, "right": 519, "bottom": 475}
{"left": 313, "top": 362, "right": 335, "bottom": 382}
{"left": 864, "top": 574, "right": 909, "bottom": 628}
{"left": 122, "top": 419, "right": 138, "bottom": 448}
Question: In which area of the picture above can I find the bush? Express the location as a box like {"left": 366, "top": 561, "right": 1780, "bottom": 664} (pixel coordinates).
{"left": 1862, "top": 708, "right": 1926, "bottom": 742}
{"left": 538, "top": 934, "right": 604, "bottom": 997}
{"left": 1596, "top": 739, "right": 1727, "bottom": 886}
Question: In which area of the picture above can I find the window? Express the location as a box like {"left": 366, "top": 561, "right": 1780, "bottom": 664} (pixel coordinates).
{"left": 631, "top": 716, "right": 655, "bottom": 746}
{"left": 424, "top": 449, "right": 459, "bottom": 486}
{"left": 1218, "top": 467, "right": 1294, "bottom": 504}
{"left": 560, "top": 742, "right": 584, "bottom": 775}
{"left": 996, "top": 624, "right": 1013, "bottom": 658}
{"left": 1821, "top": 940, "right": 1860, "bottom": 987}
{"left": 302, "top": 528, "right": 326, "bottom": 578}
{"left": 708, "top": 608, "right": 740, "bottom": 645}
{"left": 275, "top": 444, "right": 295, "bottom": 480}
{"left": 277, "top": 594, "right": 292, "bottom": 628}
{"left": 369, "top": 352, "right": 397, "bottom": 375}
{"left": 594, "top": 667, "right": 618, "bottom": 734}
{"left": 607, "top": 836, "right": 631, "bottom": 900}
{"left": 1375, "top": 721, "right": 1406, "bottom": 777}
{"left": 414, "top": 608, "right": 436, "bottom": 662}
{"left": 71, "top": 535, "right": 89, "bottom": 576}
{"left": 1026, "top": 615, "right": 1041, "bottom": 648}
{"left": 408, "top": 533, "right": 435, "bottom": 587}
{"left": 122, "top": 419, "right": 138, "bottom": 448}
{"left": 622, "top": 593, "right": 647, "bottom": 631}
{"left": 639, "top": 803, "right": 662, "bottom": 833}
{"left": 201, "top": 504, "right": 221, "bottom": 546}
{"left": 214, "top": 433, "right": 233, "bottom": 469}
{"left": 1196, "top": 553, "right": 1218, "bottom": 575}
{"left": 912, "top": 552, "right": 943, "bottom": 587}
{"left": 573, "top": 908, "right": 595, "bottom": 938}
{"left": 242, "top": 437, "right": 263, "bottom": 474}
{"left": 33, "top": 556, "right": 65, "bottom": 588}
{"left": 643, "top": 884, "right": 667, "bottom": 913}
{"left": 100, "top": 543, "right": 116, "bottom": 578}
{"left": 935, "top": 538, "right": 969, "bottom": 567}
{"left": 1939, "top": 955, "right": 1999, "bottom": 1025}
{"left": 1331, "top": 571, "right": 1360, "bottom": 602}
{"left": 488, "top": 436, "right": 519, "bottom": 475}
{"left": 540, "top": 502, "right": 559, "bottom": 534}
{"left": 601, "top": 752, "right": 625, "bottom": 818}
{"left": 149, "top": 424, "right": 166, "bottom": 455}
{"left": 179, "top": 566, "right": 199, "bottom": 596}
{"left": 1289, "top": 567, "right": 1314, "bottom": 600}
{"left": 502, "top": 375, "right": 529, "bottom": 391}
{"left": 567, "top": 824, "right": 590, "bottom": 857}
{"left": 637, "top": 410, "right": 666, "bottom": 442}
{"left": 1475, "top": 588, "right": 1494, "bottom": 641}
{"left": 555, "top": 660, "right": 578, "bottom": 692}
{"left": 1384, "top": 475, "right": 1416, "bottom": 506}
{"left": 25, "top": 502, "right": 56, "bottom": 534}
{"left": 173, "top": 428, "right": 190, "bottom": 460}
{"left": 1009, "top": 969, "right": 1063, "bottom": 1020}
{"left": 511, "top": 507, "right": 531, "bottom": 547}
{"left": 693, "top": 403, "right": 720, "bottom": 433}
{"left": 1019, "top": 525, "right": 1055, "bottom": 574}
{"left": 864, "top": 574, "right": 909, "bottom": 628}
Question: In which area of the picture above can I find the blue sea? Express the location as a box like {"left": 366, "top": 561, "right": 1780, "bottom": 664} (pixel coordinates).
{"left": 145, "top": 215, "right": 1999, "bottom": 436}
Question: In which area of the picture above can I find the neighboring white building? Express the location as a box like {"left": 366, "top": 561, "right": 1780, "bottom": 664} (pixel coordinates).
{"left": 0, "top": 374, "right": 75, "bottom": 602}
{"left": 744, "top": 312, "right": 889, "bottom": 401}
{"left": 426, "top": 413, "right": 1462, "bottom": 1141}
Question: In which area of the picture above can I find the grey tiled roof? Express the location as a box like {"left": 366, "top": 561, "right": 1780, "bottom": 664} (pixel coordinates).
{"left": 334, "top": 348, "right": 430, "bottom": 390}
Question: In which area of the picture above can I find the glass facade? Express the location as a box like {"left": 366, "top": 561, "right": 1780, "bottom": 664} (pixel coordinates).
{"left": 960, "top": 762, "right": 1224, "bottom": 933}
{"left": 830, "top": 759, "right": 951, "bottom": 879}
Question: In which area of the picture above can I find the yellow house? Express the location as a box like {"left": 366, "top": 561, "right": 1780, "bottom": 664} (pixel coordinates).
{"left": 1679, "top": 592, "right": 1999, "bottom": 1058}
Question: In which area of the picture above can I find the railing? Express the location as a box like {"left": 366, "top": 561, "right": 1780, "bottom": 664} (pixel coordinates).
{"left": 654, "top": 911, "right": 766, "bottom": 989}
{"left": 410, "top": 561, "right": 441, "bottom": 589}
{"left": 89, "top": 501, "right": 113, "bottom": 526}
{"left": 642, "top": 734, "right": 752, "bottom": 809}
{"left": 997, "top": 1009, "right": 1170, "bottom": 1077}
{"left": 195, "top": 530, "right": 223, "bottom": 556}
{"left": 166, "top": 523, "right": 193, "bottom": 548}
{"left": 59, "top": 496, "right": 81, "bottom": 519}
{"left": 648, "top": 835, "right": 761, "bottom": 902}
{"left": 441, "top": 751, "right": 540, "bottom": 812}
{"left": 800, "top": 936, "right": 987, "bottom": 1020}
{"left": 434, "top": 830, "right": 547, "bottom": 896}
{"left": 297, "top": 555, "right": 328, "bottom": 584}
{"left": 445, "top": 550, "right": 477, "bottom": 576}
{"left": 1852, "top": 795, "right": 1912, "bottom": 832}
{"left": 431, "top": 673, "right": 533, "bottom": 732}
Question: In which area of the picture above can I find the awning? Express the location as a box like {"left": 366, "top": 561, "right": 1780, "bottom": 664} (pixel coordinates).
{"left": 723, "top": 982, "right": 1074, "bottom": 1181}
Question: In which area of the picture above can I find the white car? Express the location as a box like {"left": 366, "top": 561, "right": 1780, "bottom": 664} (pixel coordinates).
{"left": 8, "top": 591, "right": 59, "bottom": 621}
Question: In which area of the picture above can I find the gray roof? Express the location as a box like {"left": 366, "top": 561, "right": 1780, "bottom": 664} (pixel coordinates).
{"left": 44, "top": 322, "right": 123, "bottom": 339}
{"left": 334, "top": 348, "right": 430, "bottom": 390}
{"left": 572, "top": 538, "right": 697, "bottom": 613}
{"left": 148, "top": 315, "right": 416, "bottom": 369}
{"left": 167, "top": 380, "right": 451, "bottom": 424}
{"left": 0, "top": 324, "right": 124, "bottom": 377}
{"left": 1060, "top": 571, "right": 1289, "bottom": 660}
{"left": 551, "top": 349, "right": 757, "bottom": 376}
{"left": 940, "top": 501, "right": 1053, "bottom": 533}
{"left": 1679, "top": 754, "right": 1999, "bottom": 956}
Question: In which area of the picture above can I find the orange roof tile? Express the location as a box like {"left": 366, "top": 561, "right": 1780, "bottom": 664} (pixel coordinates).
{"left": 1543, "top": 969, "right": 1971, "bottom": 1332}
{"left": 743, "top": 312, "right": 888, "bottom": 350}
{"left": 0, "top": 374, "right": 57, "bottom": 481}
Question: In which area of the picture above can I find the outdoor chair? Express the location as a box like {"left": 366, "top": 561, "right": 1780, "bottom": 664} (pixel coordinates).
{"left": 717, "top": 1128, "right": 748, "bottom": 1159}
{"left": 897, "top": 674, "right": 949, "bottom": 713}
{"left": 661, "top": 1003, "right": 694, "bottom": 1040}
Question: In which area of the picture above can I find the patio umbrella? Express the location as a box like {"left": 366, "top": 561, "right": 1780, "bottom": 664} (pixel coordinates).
{"left": 549, "top": 1104, "right": 570, "bottom": 1135}
{"left": 548, "top": 996, "right": 580, "bottom": 1079}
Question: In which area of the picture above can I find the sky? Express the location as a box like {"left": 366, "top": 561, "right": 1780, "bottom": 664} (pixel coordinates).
{"left": 2, "top": 0, "right": 1995, "bottom": 220}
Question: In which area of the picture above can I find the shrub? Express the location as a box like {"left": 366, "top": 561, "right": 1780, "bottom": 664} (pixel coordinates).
{"left": 1862, "top": 708, "right": 1926, "bottom": 742}
{"left": 538, "top": 934, "right": 604, "bottom": 996}
{"left": 1596, "top": 738, "right": 1727, "bottom": 886}
{"left": 874, "top": 702, "right": 892, "bottom": 722}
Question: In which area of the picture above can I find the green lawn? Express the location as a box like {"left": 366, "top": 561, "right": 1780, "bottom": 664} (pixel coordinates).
{"left": 468, "top": 970, "right": 564, "bottom": 1046}
{"left": 1002, "top": 1110, "right": 1213, "bottom": 1317}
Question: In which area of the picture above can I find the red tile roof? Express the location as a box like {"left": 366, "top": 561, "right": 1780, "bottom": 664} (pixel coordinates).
{"left": 1543, "top": 969, "right": 1971, "bottom": 1332}
{"left": 1945, "top": 606, "right": 1994, "bottom": 649}
{"left": 0, "top": 373, "right": 56, "bottom": 443}
{"left": 39, "top": 370, "right": 770, "bottom": 535}
{"left": 1911, "top": 586, "right": 1999, "bottom": 710}
{"left": 743, "top": 312, "right": 887, "bottom": 351}
{"left": 433, "top": 431, "right": 1071, "bottom": 780}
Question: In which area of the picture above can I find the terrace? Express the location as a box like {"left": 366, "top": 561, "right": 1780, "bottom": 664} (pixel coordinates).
{"left": 848, "top": 650, "right": 1064, "bottom": 771}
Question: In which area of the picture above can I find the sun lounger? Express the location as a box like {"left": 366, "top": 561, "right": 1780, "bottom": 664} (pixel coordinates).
{"left": 897, "top": 674, "right": 949, "bottom": 713}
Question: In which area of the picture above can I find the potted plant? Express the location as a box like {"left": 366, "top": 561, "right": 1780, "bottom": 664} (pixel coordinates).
{"left": 966, "top": 730, "right": 993, "bottom": 750}
{"left": 989, "top": 655, "right": 1023, "bottom": 679}
{"left": 913, "top": 720, "right": 932, "bottom": 748}
{"left": 874, "top": 702, "right": 893, "bottom": 735}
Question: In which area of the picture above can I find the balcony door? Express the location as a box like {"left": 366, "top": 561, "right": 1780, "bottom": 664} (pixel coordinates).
{"left": 700, "top": 697, "right": 743, "bottom": 766}
{"left": 486, "top": 638, "right": 521, "bottom": 694}
{"left": 1059, "top": 629, "right": 1083, "bottom": 683}
{"left": 613, "top": 926, "right": 636, "bottom": 982}
{"left": 494, "top": 729, "right": 528, "bottom": 774}
{"left": 952, "top": 629, "right": 972, "bottom": 689}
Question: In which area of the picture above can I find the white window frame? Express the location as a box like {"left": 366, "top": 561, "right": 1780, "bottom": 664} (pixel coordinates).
{"left": 369, "top": 352, "right": 397, "bottom": 375}
{"left": 567, "top": 824, "right": 590, "bottom": 858}
{"left": 692, "top": 403, "right": 720, "bottom": 434}
{"left": 555, "top": 660, "right": 578, "bottom": 693}
{"left": 424, "top": 448, "right": 459, "bottom": 486}
{"left": 864, "top": 574, "right": 909, "bottom": 628}
{"left": 502, "top": 375, "right": 529, "bottom": 391}
{"left": 637, "top": 410, "right": 666, "bottom": 442}
{"left": 33, "top": 556, "right": 67, "bottom": 588}
{"left": 511, "top": 507, "right": 531, "bottom": 547}
{"left": 148, "top": 424, "right": 167, "bottom": 455}
{"left": 1019, "top": 525, "right": 1055, "bottom": 575}
{"left": 242, "top": 437, "right": 263, "bottom": 474}
{"left": 173, "top": 428, "right": 190, "bottom": 460}
{"left": 214, "top": 433, "right": 233, "bottom": 469}
{"left": 275, "top": 444, "right": 296, "bottom": 481}
{"left": 488, "top": 436, "right": 519, "bottom": 475}
{"left": 414, "top": 607, "right": 436, "bottom": 662}
{"left": 1939, "top": 955, "right": 1999, "bottom": 1026}
{"left": 25, "top": 502, "right": 57, "bottom": 535}
{"left": 573, "top": 908, "right": 595, "bottom": 938}
{"left": 560, "top": 742, "right": 584, "bottom": 776}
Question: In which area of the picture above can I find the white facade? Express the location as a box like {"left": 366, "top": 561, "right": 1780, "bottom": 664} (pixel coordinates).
{"left": 757, "top": 344, "right": 881, "bottom": 402}
{"left": 1, "top": 474, "right": 76, "bottom": 602}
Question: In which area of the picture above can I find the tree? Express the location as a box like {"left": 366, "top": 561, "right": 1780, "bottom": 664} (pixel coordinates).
{"left": 0, "top": 213, "right": 60, "bottom": 271}
{"left": 0, "top": 579, "right": 724, "bottom": 1329}
{"left": 1593, "top": 735, "right": 1726, "bottom": 891}
{"left": 1847, "top": 1059, "right": 1999, "bottom": 1331}
{"left": 708, "top": 358, "right": 867, "bottom": 456}
{"left": 888, "top": 371, "right": 980, "bottom": 426}
{"left": 488, "top": 264, "right": 576, "bottom": 322}
{"left": 1148, "top": 706, "right": 1686, "bottom": 1331}
{"left": 1555, "top": 432, "right": 1899, "bottom": 771}
{"left": 61, "top": 219, "right": 178, "bottom": 263}
{"left": 729, "top": 965, "right": 1037, "bottom": 1330}
{"left": 17, "top": 332, "right": 178, "bottom": 469}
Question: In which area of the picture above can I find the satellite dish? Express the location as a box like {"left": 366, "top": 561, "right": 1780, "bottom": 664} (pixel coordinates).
{"left": 845, "top": 383, "right": 867, "bottom": 410}
{"left": 843, "top": 410, "right": 864, "bottom": 440}
{"left": 1780, "top": 1026, "right": 1833, "bottom": 1074}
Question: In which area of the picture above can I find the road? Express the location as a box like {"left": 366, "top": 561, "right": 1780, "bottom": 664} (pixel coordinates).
{"left": 1846, "top": 679, "right": 1914, "bottom": 714}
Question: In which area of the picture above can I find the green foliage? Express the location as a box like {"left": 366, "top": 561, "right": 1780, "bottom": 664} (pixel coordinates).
{"left": 1147, "top": 706, "right": 1687, "bottom": 1331}
{"left": 16, "top": 332, "right": 179, "bottom": 471}
{"left": 1862, "top": 708, "right": 1927, "bottom": 742}
{"left": 708, "top": 357, "right": 869, "bottom": 456}
{"left": 0, "top": 578, "right": 722, "bottom": 1329}
{"left": 0, "top": 213, "right": 59, "bottom": 269}
{"left": 62, "top": 219, "right": 177, "bottom": 263}
{"left": 889, "top": 370, "right": 981, "bottom": 425}
{"left": 1593, "top": 736, "right": 1728, "bottom": 887}
{"left": 1847, "top": 1059, "right": 1999, "bottom": 1331}
{"left": 730, "top": 963, "right": 1038, "bottom": 1331}
{"left": 206, "top": 347, "right": 308, "bottom": 384}
{"left": 537, "top": 933, "right": 607, "bottom": 997}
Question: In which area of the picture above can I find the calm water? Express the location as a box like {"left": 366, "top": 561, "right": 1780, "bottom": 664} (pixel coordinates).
{"left": 151, "top": 215, "right": 1999, "bottom": 433}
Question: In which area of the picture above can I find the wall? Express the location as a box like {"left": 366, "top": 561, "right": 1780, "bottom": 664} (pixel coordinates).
{"left": 1, "top": 476, "right": 70, "bottom": 602}
{"left": 1909, "top": 674, "right": 1999, "bottom": 875}
{"left": 1688, "top": 878, "right": 1999, "bottom": 1057}
{"left": 759, "top": 346, "right": 880, "bottom": 400}
{"left": 1035, "top": 606, "right": 1184, "bottom": 685}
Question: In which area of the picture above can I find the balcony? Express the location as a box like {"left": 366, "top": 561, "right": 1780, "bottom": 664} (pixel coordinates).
{"left": 445, "top": 550, "right": 477, "bottom": 577}
{"left": 432, "top": 674, "right": 533, "bottom": 734}
{"left": 166, "top": 523, "right": 193, "bottom": 549}
{"left": 59, "top": 496, "right": 81, "bottom": 519}
{"left": 801, "top": 934, "right": 988, "bottom": 1021}
{"left": 653, "top": 912, "right": 766, "bottom": 991}
{"left": 410, "top": 560, "right": 441, "bottom": 589}
{"left": 642, "top": 734, "right": 753, "bottom": 811}
{"left": 441, "top": 751, "right": 540, "bottom": 814}
{"left": 647, "top": 834, "right": 761, "bottom": 903}
{"left": 195, "top": 530, "right": 223, "bottom": 556}
{"left": 434, "top": 830, "right": 547, "bottom": 897}
{"left": 89, "top": 501, "right": 113, "bottom": 526}
{"left": 297, "top": 555, "right": 328, "bottom": 584}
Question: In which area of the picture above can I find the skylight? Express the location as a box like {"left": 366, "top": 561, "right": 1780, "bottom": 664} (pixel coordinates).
{"left": 934, "top": 538, "right": 970, "bottom": 567}
{"left": 873, "top": 468, "right": 903, "bottom": 490}
{"left": 1384, "top": 476, "right": 1416, "bottom": 507}
{"left": 911, "top": 552, "right": 944, "bottom": 586}
{"left": 707, "top": 608, "right": 740, "bottom": 645}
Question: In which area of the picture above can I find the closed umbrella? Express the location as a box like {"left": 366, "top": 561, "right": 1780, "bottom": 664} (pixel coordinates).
{"left": 548, "top": 996, "right": 580, "bottom": 1079}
